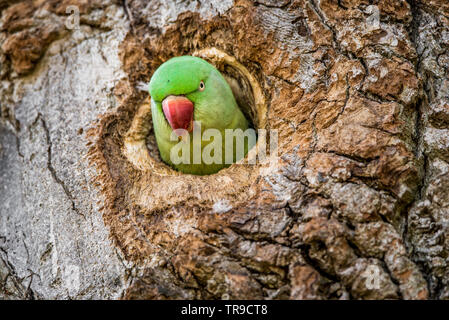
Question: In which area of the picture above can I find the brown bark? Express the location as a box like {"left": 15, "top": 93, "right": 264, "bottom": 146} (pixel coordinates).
{"left": 0, "top": 0, "right": 448, "bottom": 299}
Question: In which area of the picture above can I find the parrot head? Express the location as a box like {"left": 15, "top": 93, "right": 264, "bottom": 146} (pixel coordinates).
{"left": 149, "top": 56, "right": 237, "bottom": 134}
{"left": 148, "top": 55, "right": 251, "bottom": 175}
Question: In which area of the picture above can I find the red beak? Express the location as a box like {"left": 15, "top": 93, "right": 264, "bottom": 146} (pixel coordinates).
{"left": 162, "top": 95, "right": 194, "bottom": 134}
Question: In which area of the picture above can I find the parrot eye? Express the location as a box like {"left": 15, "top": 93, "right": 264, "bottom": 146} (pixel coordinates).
{"left": 199, "top": 81, "right": 205, "bottom": 92}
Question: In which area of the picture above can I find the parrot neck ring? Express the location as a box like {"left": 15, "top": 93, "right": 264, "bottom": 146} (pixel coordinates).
{"left": 162, "top": 95, "right": 194, "bottom": 135}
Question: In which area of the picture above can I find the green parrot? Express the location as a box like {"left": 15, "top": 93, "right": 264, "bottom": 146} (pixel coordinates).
{"left": 148, "top": 56, "right": 254, "bottom": 175}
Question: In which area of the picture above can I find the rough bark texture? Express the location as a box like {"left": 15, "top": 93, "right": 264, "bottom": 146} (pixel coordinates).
{"left": 0, "top": 0, "right": 448, "bottom": 299}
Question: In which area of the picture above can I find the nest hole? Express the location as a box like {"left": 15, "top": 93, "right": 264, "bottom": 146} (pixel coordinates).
{"left": 124, "top": 48, "right": 267, "bottom": 176}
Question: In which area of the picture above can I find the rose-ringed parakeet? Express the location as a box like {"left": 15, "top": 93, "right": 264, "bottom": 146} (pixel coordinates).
{"left": 149, "top": 56, "right": 254, "bottom": 175}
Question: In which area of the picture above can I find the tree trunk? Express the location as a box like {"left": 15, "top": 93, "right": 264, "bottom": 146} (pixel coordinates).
{"left": 0, "top": 0, "right": 448, "bottom": 299}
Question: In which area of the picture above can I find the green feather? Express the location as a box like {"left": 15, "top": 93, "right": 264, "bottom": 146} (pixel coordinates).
{"left": 149, "top": 56, "right": 253, "bottom": 175}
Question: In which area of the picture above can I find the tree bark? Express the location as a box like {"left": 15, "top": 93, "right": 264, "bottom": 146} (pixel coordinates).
{"left": 0, "top": 0, "right": 448, "bottom": 299}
